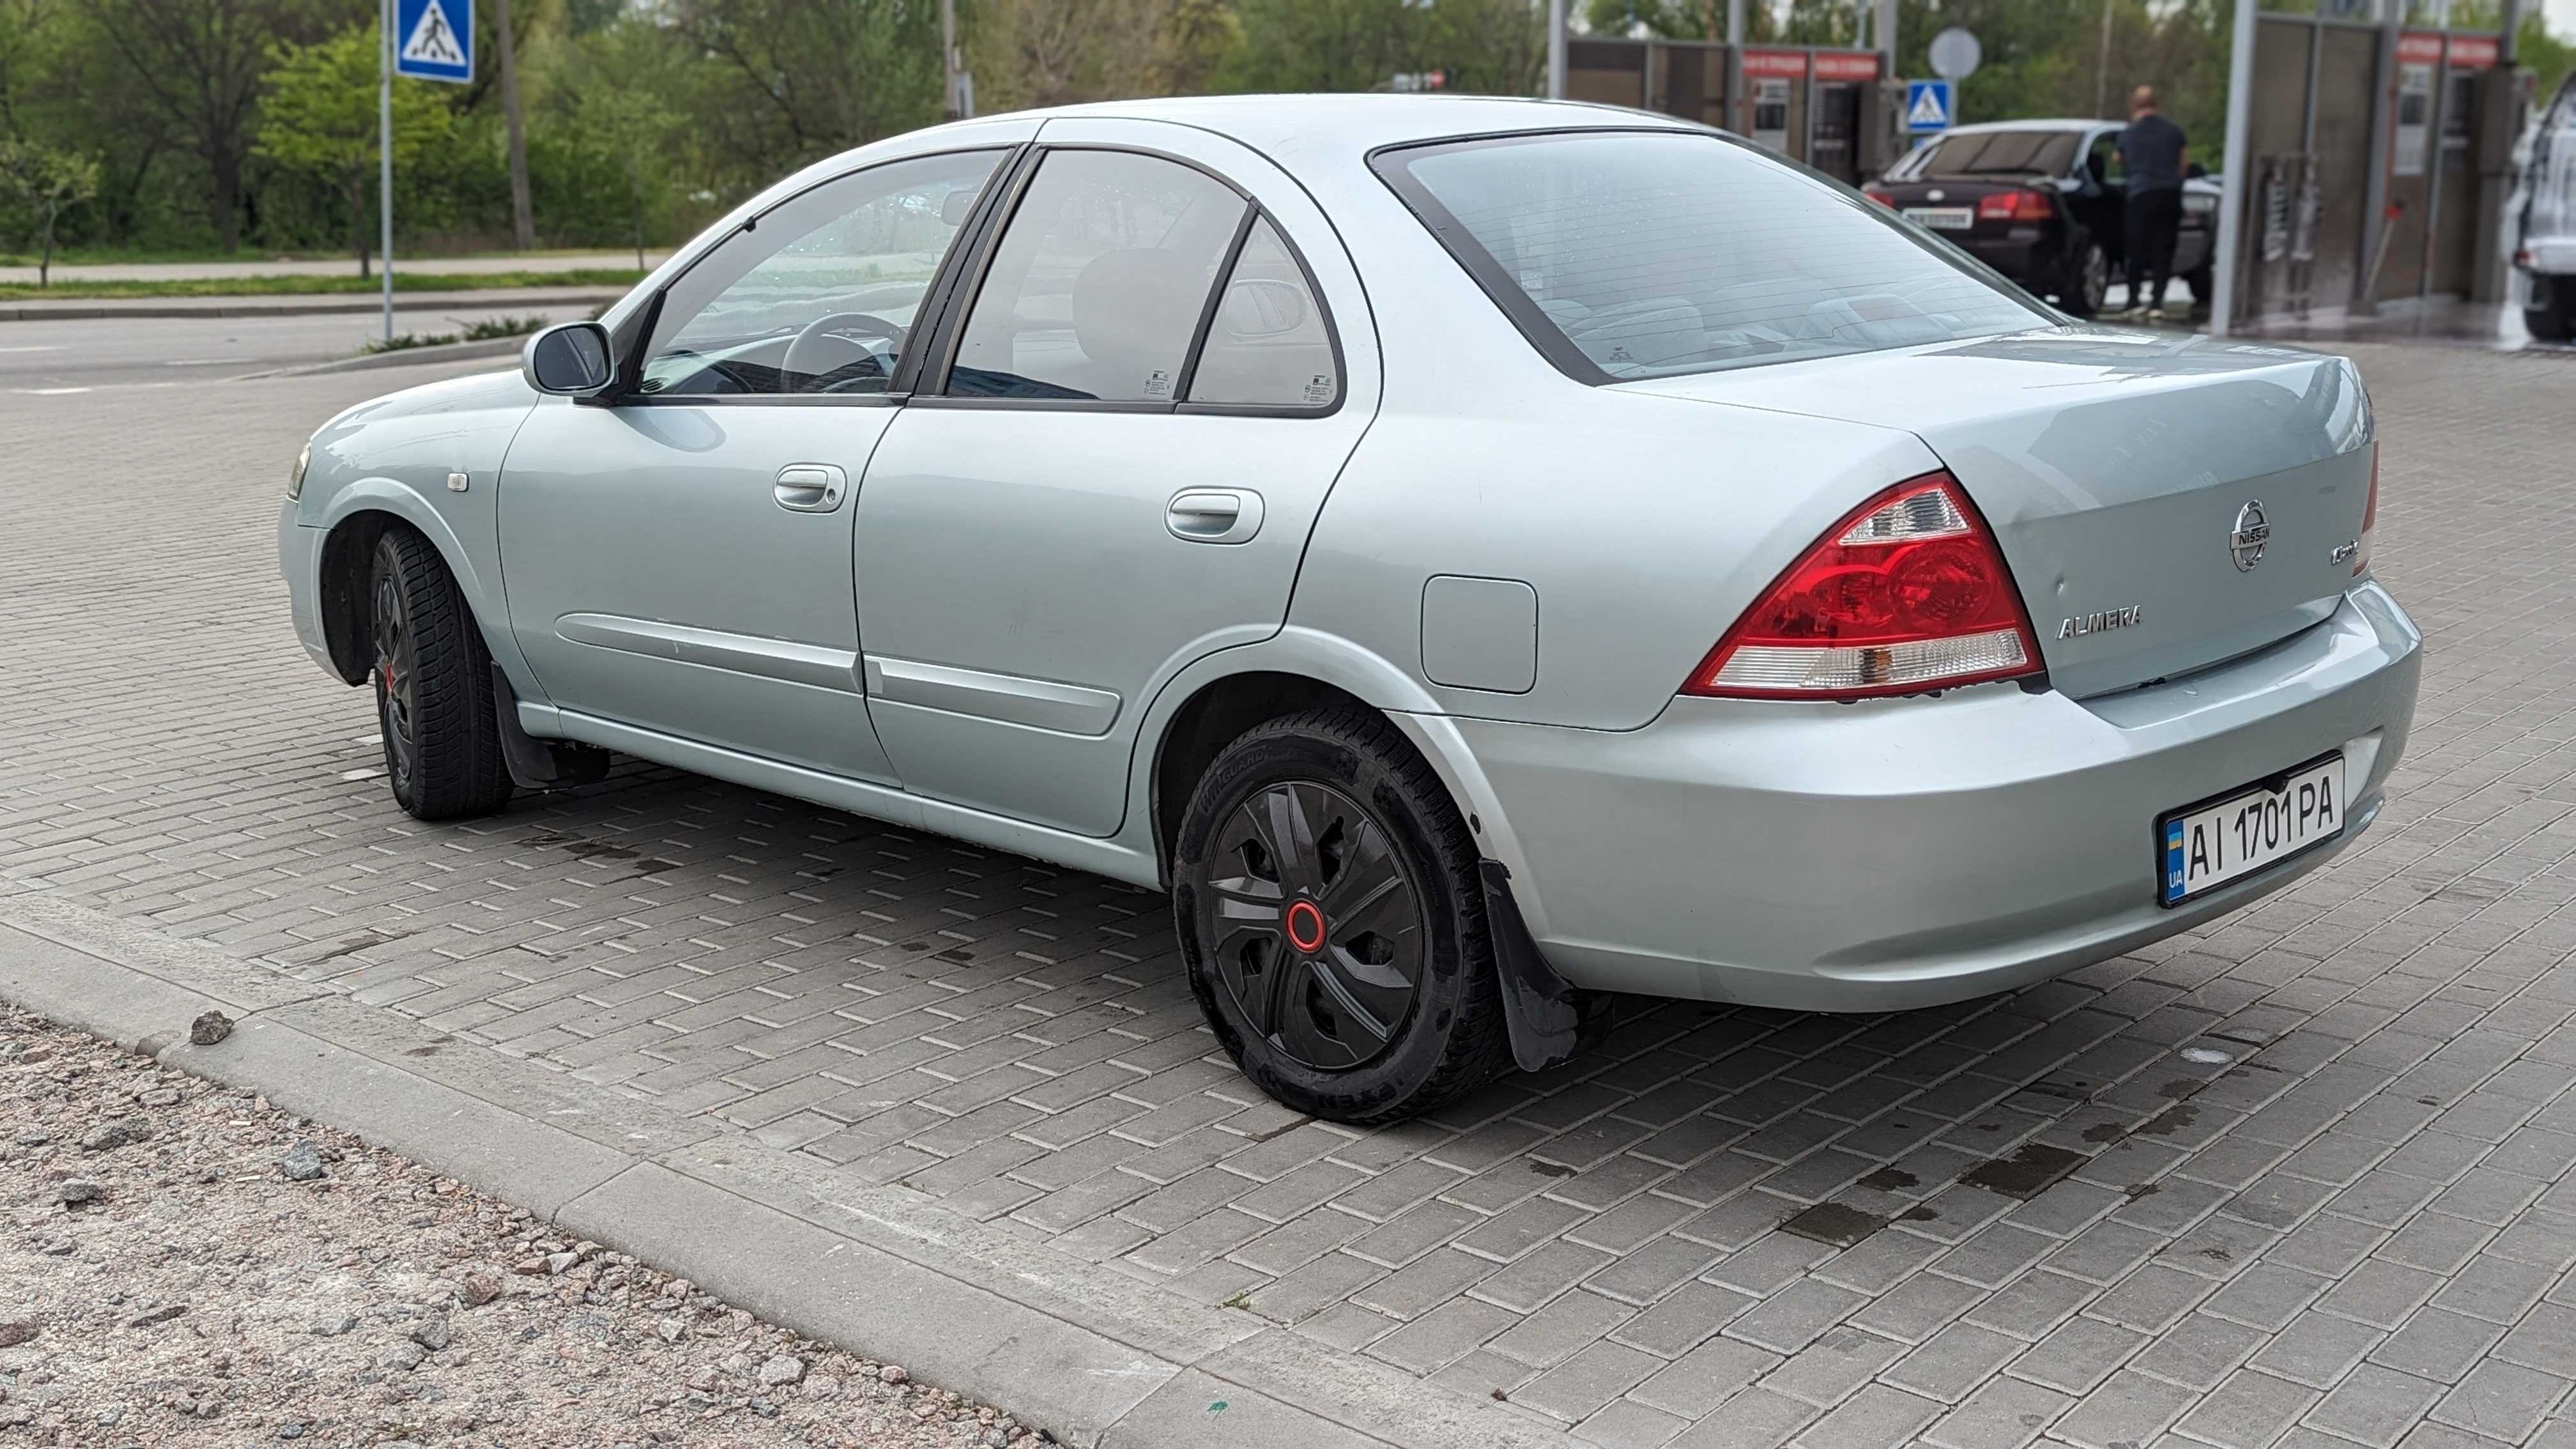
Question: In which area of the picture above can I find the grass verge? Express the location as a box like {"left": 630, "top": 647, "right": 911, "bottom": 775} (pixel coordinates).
{"left": 0, "top": 268, "right": 644, "bottom": 302}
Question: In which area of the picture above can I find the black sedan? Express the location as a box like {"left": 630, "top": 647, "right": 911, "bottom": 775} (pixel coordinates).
{"left": 1864, "top": 119, "right": 2216, "bottom": 318}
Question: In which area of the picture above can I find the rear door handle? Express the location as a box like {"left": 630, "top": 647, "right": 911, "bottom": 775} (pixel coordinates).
{"left": 774, "top": 463, "right": 848, "bottom": 513}
{"left": 1166, "top": 487, "right": 1263, "bottom": 544}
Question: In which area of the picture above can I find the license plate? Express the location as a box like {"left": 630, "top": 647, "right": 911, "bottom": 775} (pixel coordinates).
{"left": 2159, "top": 755, "right": 2345, "bottom": 907}
{"left": 1904, "top": 206, "right": 1975, "bottom": 231}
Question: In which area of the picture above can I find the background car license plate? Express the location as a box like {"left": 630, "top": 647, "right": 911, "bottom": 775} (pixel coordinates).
{"left": 2160, "top": 755, "right": 2345, "bottom": 906}
{"left": 1904, "top": 206, "right": 1975, "bottom": 230}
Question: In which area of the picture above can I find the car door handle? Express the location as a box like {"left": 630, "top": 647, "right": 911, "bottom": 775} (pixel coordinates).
{"left": 1165, "top": 488, "right": 1263, "bottom": 544}
{"left": 774, "top": 463, "right": 848, "bottom": 514}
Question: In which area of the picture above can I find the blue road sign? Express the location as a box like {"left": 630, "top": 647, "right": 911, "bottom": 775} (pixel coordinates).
{"left": 394, "top": 0, "right": 473, "bottom": 84}
{"left": 1905, "top": 79, "right": 1953, "bottom": 134}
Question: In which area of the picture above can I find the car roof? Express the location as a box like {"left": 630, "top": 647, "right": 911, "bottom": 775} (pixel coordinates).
{"left": 1006, "top": 93, "right": 1701, "bottom": 155}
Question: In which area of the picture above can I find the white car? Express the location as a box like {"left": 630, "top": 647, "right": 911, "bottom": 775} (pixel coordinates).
{"left": 2513, "top": 72, "right": 2576, "bottom": 341}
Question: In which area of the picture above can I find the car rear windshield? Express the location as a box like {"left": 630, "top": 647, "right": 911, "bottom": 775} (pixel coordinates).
{"left": 1890, "top": 128, "right": 2081, "bottom": 179}
{"left": 1376, "top": 130, "right": 2045, "bottom": 383}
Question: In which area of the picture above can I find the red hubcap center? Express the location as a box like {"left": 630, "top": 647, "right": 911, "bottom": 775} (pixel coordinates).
{"left": 1284, "top": 900, "right": 1326, "bottom": 954}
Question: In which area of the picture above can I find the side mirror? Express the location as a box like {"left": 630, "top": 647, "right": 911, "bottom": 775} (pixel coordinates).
{"left": 523, "top": 321, "right": 616, "bottom": 397}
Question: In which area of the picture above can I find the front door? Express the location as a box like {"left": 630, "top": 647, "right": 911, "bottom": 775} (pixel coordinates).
{"left": 853, "top": 120, "right": 1380, "bottom": 836}
{"left": 500, "top": 144, "right": 1016, "bottom": 782}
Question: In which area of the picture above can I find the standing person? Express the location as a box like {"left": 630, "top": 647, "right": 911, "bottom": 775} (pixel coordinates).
{"left": 2117, "top": 86, "right": 2189, "bottom": 321}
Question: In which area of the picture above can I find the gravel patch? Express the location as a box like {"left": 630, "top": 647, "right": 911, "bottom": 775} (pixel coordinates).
{"left": 0, "top": 1005, "right": 1044, "bottom": 1448}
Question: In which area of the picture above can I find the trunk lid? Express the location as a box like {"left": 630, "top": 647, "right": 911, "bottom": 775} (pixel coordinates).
{"left": 1873, "top": 178, "right": 2059, "bottom": 243}
{"left": 1623, "top": 330, "right": 2375, "bottom": 700}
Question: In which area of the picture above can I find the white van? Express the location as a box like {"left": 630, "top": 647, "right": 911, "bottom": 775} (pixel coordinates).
{"left": 2511, "top": 72, "right": 2576, "bottom": 341}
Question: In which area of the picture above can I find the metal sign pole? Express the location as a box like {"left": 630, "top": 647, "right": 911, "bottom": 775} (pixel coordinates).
{"left": 1547, "top": 0, "right": 1566, "bottom": 98}
{"left": 379, "top": 0, "right": 394, "bottom": 345}
{"left": 2211, "top": 0, "right": 2258, "bottom": 337}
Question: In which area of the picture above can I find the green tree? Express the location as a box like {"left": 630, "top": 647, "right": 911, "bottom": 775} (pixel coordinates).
{"left": 572, "top": 80, "right": 668, "bottom": 268}
{"left": 0, "top": 135, "right": 95, "bottom": 282}
{"left": 1227, "top": 0, "right": 1539, "bottom": 95}
{"left": 969, "top": 0, "right": 1242, "bottom": 110}
{"left": 666, "top": 0, "right": 940, "bottom": 190}
{"left": 256, "top": 27, "right": 453, "bottom": 275}
{"left": 86, "top": 0, "right": 318, "bottom": 251}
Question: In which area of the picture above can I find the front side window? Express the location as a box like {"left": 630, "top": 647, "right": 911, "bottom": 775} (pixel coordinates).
{"left": 948, "top": 150, "right": 1246, "bottom": 402}
{"left": 1378, "top": 130, "right": 2046, "bottom": 383}
{"left": 641, "top": 150, "right": 1000, "bottom": 397}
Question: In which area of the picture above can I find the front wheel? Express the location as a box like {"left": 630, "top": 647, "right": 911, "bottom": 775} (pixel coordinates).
{"left": 1172, "top": 709, "right": 1509, "bottom": 1124}
{"left": 2060, "top": 239, "right": 2110, "bottom": 318}
{"left": 369, "top": 528, "right": 514, "bottom": 820}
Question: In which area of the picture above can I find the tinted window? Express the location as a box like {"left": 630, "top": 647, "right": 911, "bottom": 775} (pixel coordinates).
{"left": 2087, "top": 132, "right": 2124, "bottom": 185}
{"left": 1893, "top": 128, "right": 2083, "bottom": 179}
{"left": 1381, "top": 131, "right": 2044, "bottom": 383}
{"left": 1187, "top": 218, "right": 1338, "bottom": 408}
{"left": 643, "top": 150, "right": 999, "bottom": 397}
{"left": 949, "top": 150, "right": 1245, "bottom": 402}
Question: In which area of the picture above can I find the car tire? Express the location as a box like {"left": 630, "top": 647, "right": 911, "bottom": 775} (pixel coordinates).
{"left": 1172, "top": 707, "right": 1510, "bottom": 1124}
{"left": 2061, "top": 240, "right": 2110, "bottom": 318}
{"left": 367, "top": 527, "right": 514, "bottom": 821}
{"left": 2526, "top": 279, "right": 2576, "bottom": 343}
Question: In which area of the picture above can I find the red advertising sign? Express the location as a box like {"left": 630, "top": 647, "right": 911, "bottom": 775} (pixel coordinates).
{"left": 2396, "top": 31, "right": 2445, "bottom": 63}
{"left": 1741, "top": 49, "right": 1810, "bottom": 79}
{"left": 1813, "top": 51, "right": 1881, "bottom": 81}
{"left": 2446, "top": 34, "right": 2500, "bottom": 67}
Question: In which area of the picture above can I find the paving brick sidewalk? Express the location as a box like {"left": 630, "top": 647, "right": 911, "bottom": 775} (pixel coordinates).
{"left": 3, "top": 346, "right": 2573, "bottom": 1449}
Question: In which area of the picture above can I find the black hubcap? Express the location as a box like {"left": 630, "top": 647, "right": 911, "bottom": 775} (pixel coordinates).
{"left": 1199, "top": 781, "right": 1424, "bottom": 1071}
{"left": 371, "top": 567, "right": 418, "bottom": 793}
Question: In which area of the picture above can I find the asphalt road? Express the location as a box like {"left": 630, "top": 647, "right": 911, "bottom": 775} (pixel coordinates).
{"left": 0, "top": 304, "right": 593, "bottom": 390}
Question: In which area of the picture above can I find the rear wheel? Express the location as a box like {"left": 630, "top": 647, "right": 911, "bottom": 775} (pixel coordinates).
{"left": 2526, "top": 276, "right": 2576, "bottom": 343}
{"left": 369, "top": 528, "right": 514, "bottom": 821}
{"left": 1172, "top": 708, "right": 1508, "bottom": 1124}
{"left": 2061, "top": 239, "right": 2110, "bottom": 318}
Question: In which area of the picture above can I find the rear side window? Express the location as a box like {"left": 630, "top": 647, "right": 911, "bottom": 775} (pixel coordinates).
{"left": 949, "top": 150, "right": 1245, "bottom": 402}
{"left": 1377, "top": 130, "right": 2044, "bottom": 383}
{"left": 1187, "top": 218, "right": 1340, "bottom": 408}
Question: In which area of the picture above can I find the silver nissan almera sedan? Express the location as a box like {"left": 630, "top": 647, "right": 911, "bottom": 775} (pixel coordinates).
{"left": 280, "top": 95, "right": 2421, "bottom": 1124}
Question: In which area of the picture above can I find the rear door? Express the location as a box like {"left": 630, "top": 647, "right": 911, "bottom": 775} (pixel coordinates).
{"left": 853, "top": 119, "right": 1381, "bottom": 836}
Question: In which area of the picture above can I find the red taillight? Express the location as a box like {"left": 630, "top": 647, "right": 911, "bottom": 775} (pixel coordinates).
{"left": 1977, "top": 188, "right": 2055, "bottom": 222}
{"left": 1683, "top": 473, "right": 2043, "bottom": 700}
{"left": 1862, "top": 184, "right": 1895, "bottom": 207}
{"left": 2353, "top": 442, "right": 2377, "bottom": 576}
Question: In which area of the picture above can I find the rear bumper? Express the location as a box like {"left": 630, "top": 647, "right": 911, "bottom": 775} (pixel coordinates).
{"left": 1958, "top": 234, "right": 2053, "bottom": 287}
{"left": 1460, "top": 583, "right": 2420, "bottom": 1011}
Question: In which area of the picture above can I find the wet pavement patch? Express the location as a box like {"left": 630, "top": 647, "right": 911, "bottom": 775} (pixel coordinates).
{"left": 1858, "top": 1167, "right": 1918, "bottom": 1192}
{"left": 1957, "top": 1143, "right": 2090, "bottom": 1200}
{"left": 1780, "top": 1202, "right": 1889, "bottom": 1247}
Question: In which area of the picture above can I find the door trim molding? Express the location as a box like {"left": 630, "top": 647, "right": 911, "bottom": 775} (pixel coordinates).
{"left": 555, "top": 613, "right": 861, "bottom": 693}
{"left": 862, "top": 654, "right": 1121, "bottom": 737}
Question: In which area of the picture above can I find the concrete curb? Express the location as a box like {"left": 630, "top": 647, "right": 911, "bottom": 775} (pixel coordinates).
{"left": 0, "top": 892, "right": 1584, "bottom": 1449}
{"left": 0, "top": 288, "right": 627, "bottom": 323}
{"left": 232, "top": 333, "right": 530, "bottom": 381}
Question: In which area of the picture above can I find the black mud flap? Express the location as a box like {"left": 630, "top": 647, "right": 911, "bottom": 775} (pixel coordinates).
{"left": 1480, "top": 859, "right": 1609, "bottom": 1073}
{"left": 491, "top": 665, "right": 612, "bottom": 790}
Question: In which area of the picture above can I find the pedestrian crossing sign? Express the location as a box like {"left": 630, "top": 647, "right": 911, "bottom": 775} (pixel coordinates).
{"left": 1905, "top": 79, "right": 1952, "bottom": 134}
{"left": 394, "top": 0, "right": 473, "bottom": 84}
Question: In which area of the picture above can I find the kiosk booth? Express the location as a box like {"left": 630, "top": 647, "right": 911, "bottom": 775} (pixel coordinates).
{"left": 1561, "top": 39, "right": 1895, "bottom": 185}
{"left": 2228, "top": 0, "right": 2526, "bottom": 325}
